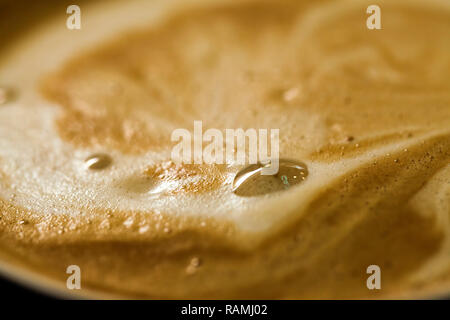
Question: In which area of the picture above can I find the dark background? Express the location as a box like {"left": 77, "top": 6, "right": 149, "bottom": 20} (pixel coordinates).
{"left": 0, "top": 273, "right": 54, "bottom": 300}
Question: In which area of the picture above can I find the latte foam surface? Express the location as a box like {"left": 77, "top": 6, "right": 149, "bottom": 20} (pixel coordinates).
{"left": 0, "top": 0, "right": 449, "bottom": 298}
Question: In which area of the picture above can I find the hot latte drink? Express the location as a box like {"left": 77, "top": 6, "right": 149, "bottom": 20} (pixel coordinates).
{"left": 0, "top": 0, "right": 449, "bottom": 298}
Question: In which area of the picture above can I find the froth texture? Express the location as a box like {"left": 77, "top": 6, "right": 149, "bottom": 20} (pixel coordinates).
{"left": 0, "top": 0, "right": 449, "bottom": 298}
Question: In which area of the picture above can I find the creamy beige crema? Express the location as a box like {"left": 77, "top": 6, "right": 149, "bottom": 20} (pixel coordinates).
{"left": 0, "top": 0, "right": 449, "bottom": 299}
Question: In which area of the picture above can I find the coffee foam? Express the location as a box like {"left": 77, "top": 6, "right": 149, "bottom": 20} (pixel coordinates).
{"left": 0, "top": 0, "right": 449, "bottom": 298}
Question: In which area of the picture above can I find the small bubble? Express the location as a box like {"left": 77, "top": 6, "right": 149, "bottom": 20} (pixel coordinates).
{"left": 283, "top": 87, "right": 300, "bottom": 102}
{"left": 139, "top": 225, "right": 150, "bottom": 234}
{"left": 99, "top": 219, "right": 110, "bottom": 230}
{"left": 18, "top": 219, "right": 28, "bottom": 225}
{"left": 123, "top": 217, "right": 134, "bottom": 228}
{"left": 68, "top": 223, "right": 77, "bottom": 231}
{"left": 85, "top": 153, "right": 112, "bottom": 170}
{"left": 190, "top": 257, "right": 201, "bottom": 267}
{"left": 232, "top": 159, "right": 308, "bottom": 197}
{"left": 163, "top": 227, "right": 171, "bottom": 233}
{"left": 186, "top": 257, "right": 202, "bottom": 275}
